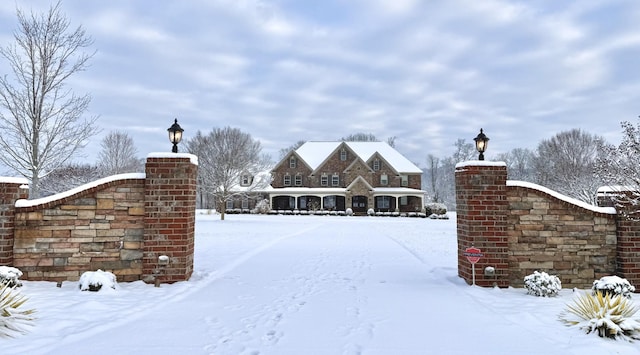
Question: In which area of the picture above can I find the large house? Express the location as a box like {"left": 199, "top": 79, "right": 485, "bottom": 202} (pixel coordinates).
{"left": 268, "top": 141, "right": 425, "bottom": 214}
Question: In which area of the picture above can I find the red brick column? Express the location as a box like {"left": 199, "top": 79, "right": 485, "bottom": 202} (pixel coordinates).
{"left": 0, "top": 178, "right": 29, "bottom": 265}
{"left": 455, "top": 162, "right": 509, "bottom": 287}
{"left": 612, "top": 196, "right": 640, "bottom": 287}
{"left": 143, "top": 154, "right": 198, "bottom": 283}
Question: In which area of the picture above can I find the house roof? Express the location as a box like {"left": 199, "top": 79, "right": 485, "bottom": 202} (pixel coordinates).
{"left": 294, "top": 141, "right": 422, "bottom": 174}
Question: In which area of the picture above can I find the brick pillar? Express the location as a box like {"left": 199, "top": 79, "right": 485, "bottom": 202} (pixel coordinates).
{"left": 612, "top": 194, "right": 640, "bottom": 287}
{"left": 0, "top": 178, "right": 29, "bottom": 265}
{"left": 455, "top": 162, "right": 509, "bottom": 287}
{"left": 143, "top": 154, "right": 198, "bottom": 283}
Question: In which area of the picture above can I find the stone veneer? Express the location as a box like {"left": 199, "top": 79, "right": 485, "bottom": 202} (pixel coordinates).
{"left": 1, "top": 154, "right": 197, "bottom": 284}
{"left": 456, "top": 161, "right": 624, "bottom": 289}
{"left": 506, "top": 182, "right": 617, "bottom": 288}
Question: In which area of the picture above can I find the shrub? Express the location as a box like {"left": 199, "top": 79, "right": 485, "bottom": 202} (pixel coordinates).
{"left": 0, "top": 266, "right": 23, "bottom": 288}
{"left": 592, "top": 276, "right": 636, "bottom": 299}
{"left": 0, "top": 283, "right": 35, "bottom": 338}
{"left": 559, "top": 291, "right": 640, "bottom": 340}
{"left": 345, "top": 208, "right": 353, "bottom": 216}
{"left": 252, "top": 199, "right": 270, "bottom": 214}
{"left": 367, "top": 208, "right": 375, "bottom": 216}
{"left": 424, "top": 203, "right": 447, "bottom": 216}
{"left": 79, "top": 270, "right": 118, "bottom": 292}
{"left": 524, "top": 271, "right": 561, "bottom": 297}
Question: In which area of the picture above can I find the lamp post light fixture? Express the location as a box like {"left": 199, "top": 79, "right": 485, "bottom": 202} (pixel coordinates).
{"left": 167, "top": 119, "right": 184, "bottom": 153}
{"left": 474, "top": 128, "right": 489, "bottom": 161}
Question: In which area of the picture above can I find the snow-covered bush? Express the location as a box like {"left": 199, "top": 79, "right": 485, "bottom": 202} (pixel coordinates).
{"left": 345, "top": 208, "right": 353, "bottom": 216}
{"left": 425, "top": 203, "right": 447, "bottom": 216}
{"left": 523, "top": 271, "right": 561, "bottom": 297}
{"left": 0, "top": 283, "right": 35, "bottom": 338}
{"left": 559, "top": 291, "right": 640, "bottom": 341}
{"left": 252, "top": 199, "right": 270, "bottom": 214}
{"left": 592, "top": 276, "right": 636, "bottom": 299}
{"left": 79, "top": 270, "right": 118, "bottom": 292}
{"left": 0, "top": 266, "right": 23, "bottom": 288}
{"left": 367, "top": 208, "right": 375, "bottom": 216}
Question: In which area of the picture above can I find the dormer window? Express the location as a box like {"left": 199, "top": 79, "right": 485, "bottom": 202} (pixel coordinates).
{"left": 289, "top": 157, "right": 297, "bottom": 168}
{"left": 241, "top": 174, "right": 251, "bottom": 186}
{"left": 340, "top": 149, "right": 347, "bottom": 161}
{"left": 373, "top": 159, "right": 380, "bottom": 171}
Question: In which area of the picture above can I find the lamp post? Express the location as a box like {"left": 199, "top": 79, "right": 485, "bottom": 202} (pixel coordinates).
{"left": 474, "top": 128, "right": 489, "bottom": 161}
{"left": 167, "top": 119, "right": 184, "bottom": 153}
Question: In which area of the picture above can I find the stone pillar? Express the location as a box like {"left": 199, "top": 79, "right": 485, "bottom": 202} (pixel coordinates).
{"left": 0, "top": 178, "right": 29, "bottom": 265}
{"left": 143, "top": 154, "right": 198, "bottom": 283}
{"left": 455, "top": 162, "right": 509, "bottom": 287}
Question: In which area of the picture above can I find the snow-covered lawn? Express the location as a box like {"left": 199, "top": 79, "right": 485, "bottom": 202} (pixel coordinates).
{"left": 3, "top": 213, "right": 639, "bottom": 354}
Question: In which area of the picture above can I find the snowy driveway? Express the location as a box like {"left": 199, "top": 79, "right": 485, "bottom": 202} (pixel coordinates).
{"left": 6, "top": 214, "right": 637, "bottom": 354}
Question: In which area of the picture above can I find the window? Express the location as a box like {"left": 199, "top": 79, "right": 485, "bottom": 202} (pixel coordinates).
{"left": 226, "top": 200, "right": 234, "bottom": 210}
{"left": 284, "top": 174, "right": 291, "bottom": 186}
{"left": 332, "top": 173, "right": 339, "bottom": 186}
{"left": 324, "top": 196, "right": 336, "bottom": 209}
{"left": 241, "top": 174, "right": 251, "bottom": 186}
{"left": 289, "top": 157, "right": 296, "bottom": 168}
{"left": 377, "top": 196, "right": 390, "bottom": 209}
{"left": 401, "top": 175, "right": 408, "bottom": 187}
{"left": 295, "top": 174, "right": 302, "bottom": 186}
{"left": 340, "top": 149, "right": 347, "bottom": 161}
{"left": 400, "top": 196, "right": 408, "bottom": 205}
{"left": 241, "top": 198, "right": 249, "bottom": 209}
{"left": 373, "top": 159, "right": 380, "bottom": 171}
{"left": 321, "top": 174, "right": 328, "bottom": 186}
{"left": 380, "top": 174, "right": 388, "bottom": 185}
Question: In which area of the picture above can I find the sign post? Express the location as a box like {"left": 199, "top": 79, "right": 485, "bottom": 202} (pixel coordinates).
{"left": 463, "top": 247, "right": 484, "bottom": 286}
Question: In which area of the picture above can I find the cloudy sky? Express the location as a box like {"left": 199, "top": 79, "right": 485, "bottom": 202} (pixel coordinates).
{"left": 0, "top": 0, "right": 638, "bottom": 167}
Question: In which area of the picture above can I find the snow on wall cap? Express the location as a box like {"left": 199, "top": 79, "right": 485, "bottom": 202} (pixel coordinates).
{"left": 147, "top": 152, "right": 198, "bottom": 165}
{"left": 0, "top": 176, "right": 29, "bottom": 184}
{"left": 597, "top": 185, "right": 637, "bottom": 193}
{"left": 15, "top": 173, "right": 146, "bottom": 208}
{"left": 455, "top": 160, "right": 507, "bottom": 169}
{"left": 507, "top": 180, "right": 617, "bottom": 215}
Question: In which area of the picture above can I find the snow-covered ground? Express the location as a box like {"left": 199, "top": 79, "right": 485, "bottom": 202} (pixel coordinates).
{"left": 3, "top": 213, "right": 639, "bottom": 354}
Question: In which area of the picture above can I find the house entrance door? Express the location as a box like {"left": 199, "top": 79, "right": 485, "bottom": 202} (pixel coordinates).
{"left": 351, "top": 195, "right": 368, "bottom": 214}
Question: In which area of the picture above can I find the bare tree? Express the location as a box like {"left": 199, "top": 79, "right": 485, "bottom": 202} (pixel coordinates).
{"left": 97, "top": 131, "right": 142, "bottom": 176}
{"left": 533, "top": 129, "right": 606, "bottom": 204}
{"left": 595, "top": 120, "right": 640, "bottom": 217}
{"left": 186, "top": 127, "right": 272, "bottom": 220}
{"left": 339, "top": 132, "right": 396, "bottom": 147}
{"left": 495, "top": 148, "right": 535, "bottom": 181}
{"left": 340, "top": 132, "right": 379, "bottom": 142}
{"left": 452, "top": 138, "right": 476, "bottom": 162}
{"left": 39, "top": 163, "right": 100, "bottom": 196}
{"left": 424, "top": 154, "right": 441, "bottom": 203}
{"left": 278, "top": 140, "right": 306, "bottom": 160}
{"left": 0, "top": 2, "right": 98, "bottom": 198}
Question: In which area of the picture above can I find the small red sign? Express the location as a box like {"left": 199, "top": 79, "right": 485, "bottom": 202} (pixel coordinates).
{"left": 464, "top": 247, "right": 483, "bottom": 264}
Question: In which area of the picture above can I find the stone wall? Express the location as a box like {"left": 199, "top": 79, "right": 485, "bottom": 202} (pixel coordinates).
{"left": 506, "top": 182, "right": 617, "bottom": 288}
{"left": 0, "top": 154, "right": 197, "bottom": 284}
{"left": 13, "top": 177, "right": 146, "bottom": 282}
{"left": 456, "top": 162, "right": 623, "bottom": 289}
